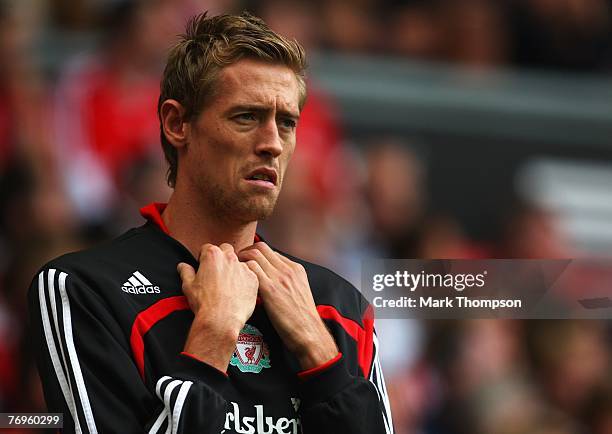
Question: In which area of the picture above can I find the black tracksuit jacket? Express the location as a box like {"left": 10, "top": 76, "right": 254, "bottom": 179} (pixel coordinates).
{"left": 28, "top": 203, "right": 394, "bottom": 434}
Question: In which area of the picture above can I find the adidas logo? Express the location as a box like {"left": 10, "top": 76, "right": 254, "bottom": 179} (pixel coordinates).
{"left": 122, "top": 271, "right": 160, "bottom": 294}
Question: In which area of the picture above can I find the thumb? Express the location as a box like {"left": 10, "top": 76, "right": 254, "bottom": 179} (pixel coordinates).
{"left": 177, "top": 262, "right": 196, "bottom": 284}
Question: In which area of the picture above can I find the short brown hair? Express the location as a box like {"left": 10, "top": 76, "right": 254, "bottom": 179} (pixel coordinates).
{"left": 158, "top": 11, "right": 307, "bottom": 187}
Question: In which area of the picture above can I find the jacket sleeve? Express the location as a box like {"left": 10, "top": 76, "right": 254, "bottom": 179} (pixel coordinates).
{"left": 298, "top": 308, "right": 394, "bottom": 434}
{"left": 29, "top": 266, "right": 229, "bottom": 434}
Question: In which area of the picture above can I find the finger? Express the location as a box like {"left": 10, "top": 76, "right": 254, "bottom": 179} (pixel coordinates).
{"left": 238, "top": 247, "right": 275, "bottom": 277}
{"left": 198, "top": 243, "right": 218, "bottom": 262}
{"left": 177, "top": 262, "right": 196, "bottom": 284}
{"left": 241, "top": 242, "right": 285, "bottom": 268}
{"left": 242, "top": 261, "right": 260, "bottom": 282}
{"left": 275, "top": 251, "right": 294, "bottom": 266}
{"left": 275, "top": 253, "right": 306, "bottom": 275}
{"left": 219, "top": 243, "right": 235, "bottom": 256}
{"left": 245, "top": 260, "right": 272, "bottom": 288}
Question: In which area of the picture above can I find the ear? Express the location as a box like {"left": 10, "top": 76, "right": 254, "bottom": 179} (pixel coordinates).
{"left": 160, "top": 99, "right": 189, "bottom": 148}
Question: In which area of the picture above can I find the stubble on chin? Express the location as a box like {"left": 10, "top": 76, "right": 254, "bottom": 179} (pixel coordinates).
{"left": 205, "top": 183, "right": 279, "bottom": 224}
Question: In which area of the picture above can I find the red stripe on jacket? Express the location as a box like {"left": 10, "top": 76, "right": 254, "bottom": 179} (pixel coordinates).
{"left": 130, "top": 296, "right": 190, "bottom": 379}
{"left": 316, "top": 304, "right": 374, "bottom": 378}
{"left": 130, "top": 299, "right": 374, "bottom": 380}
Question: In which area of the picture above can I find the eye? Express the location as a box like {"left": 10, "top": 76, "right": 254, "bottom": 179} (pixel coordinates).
{"left": 279, "top": 117, "right": 297, "bottom": 129}
{"left": 234, "top": 112, "right": 256, "bottom": 123}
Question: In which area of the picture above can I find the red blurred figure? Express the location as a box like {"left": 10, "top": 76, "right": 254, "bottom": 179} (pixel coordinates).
{"left": 54, "top": 0, "right": 181, "bottom": 221}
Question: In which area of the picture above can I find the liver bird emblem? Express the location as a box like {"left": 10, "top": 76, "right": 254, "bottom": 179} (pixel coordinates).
{"left": 245, "top": 345, "right": 257, "bottom": 364}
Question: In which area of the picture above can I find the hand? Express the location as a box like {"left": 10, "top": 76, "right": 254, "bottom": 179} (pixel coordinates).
{"left": 178, "top": 243, "right": 259, "bottom": 371}
{"left": 238, "top": 242, "right": 338, "bottom": 370}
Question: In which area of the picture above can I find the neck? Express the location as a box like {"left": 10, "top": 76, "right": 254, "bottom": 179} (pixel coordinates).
{"left": 162, "top": 189, "right": 258, "bottom": 259}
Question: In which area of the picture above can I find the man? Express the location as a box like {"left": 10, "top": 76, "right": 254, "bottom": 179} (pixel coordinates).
{"left": 29, "top": 12, "right": 393, "bottom": 434}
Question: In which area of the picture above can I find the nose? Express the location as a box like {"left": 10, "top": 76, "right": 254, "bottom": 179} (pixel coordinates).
{"left": 254, "top": 118, "right": 283, "bottom": 158}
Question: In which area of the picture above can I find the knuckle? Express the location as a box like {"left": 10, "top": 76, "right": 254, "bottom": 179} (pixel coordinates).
{"left": 278, "top": 274, "right": 291, "bottom": 288}
{"left": 267, "top": 284, "right": 279, "bottom": 296}
{"left": 248, "top": 248, "right": 262, "bottom": 257}
{"left": 201, "top": 244, "right": 220, "bottom": 258}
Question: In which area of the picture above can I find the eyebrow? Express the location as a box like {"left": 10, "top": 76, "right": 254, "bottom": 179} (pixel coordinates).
{"left": 228, "top": 104, "right": 300, "bottom": 120}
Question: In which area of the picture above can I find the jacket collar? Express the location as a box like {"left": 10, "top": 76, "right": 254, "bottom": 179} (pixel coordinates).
{"left": 139, "top": 202, "right": 261, "bottom": 242}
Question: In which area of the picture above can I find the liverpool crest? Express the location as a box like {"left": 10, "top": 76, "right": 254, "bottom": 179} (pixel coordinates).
{"left": 230, "top": 324, "right": 271, "bottom": 373}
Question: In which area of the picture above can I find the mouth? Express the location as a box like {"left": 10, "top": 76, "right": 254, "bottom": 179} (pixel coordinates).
{"left": 244, "top": 167, "right": 278, "bottom": 189}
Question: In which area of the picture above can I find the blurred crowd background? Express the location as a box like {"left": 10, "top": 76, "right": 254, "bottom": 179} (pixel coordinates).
{"left": 0, "top": 0, "right": 611, "bottom": 433}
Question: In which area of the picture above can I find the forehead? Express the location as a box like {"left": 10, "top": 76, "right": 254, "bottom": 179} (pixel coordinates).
{"left": 211, "top": 59, "right": 301, "bottom": 114}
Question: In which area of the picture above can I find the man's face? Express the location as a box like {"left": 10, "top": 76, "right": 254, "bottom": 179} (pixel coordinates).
{"left": 182, "top": 58, "right": 301, "bottom": 223}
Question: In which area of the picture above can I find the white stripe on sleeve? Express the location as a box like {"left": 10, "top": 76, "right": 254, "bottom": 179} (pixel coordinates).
{"left": 370, "top": 333, "right": 394, "bottom": 434}
{"left": 148, "top": 408, "right": 169, "bottom": 434}
{"left": 162, "top": 380, "right": 183, "bottom": 434}
{"left": 156, "top": 376, "right": 173, "bottom": 399}
{"left": 58, "top": 271, "right": 99, "bottom": 434}
{"left": 171, "top": 381, "right": 193, "bottom": 434}
{"left": 47, "top": 269, "right": 77, "bottom": 403}
{"left": 152, "top": 376, "right": 193, "bottom": 434}
{"left": 39, "top": 270, "right": 83, "bottom": 434}
{"left": 148, "top": 376, "right": 175, "bottom": 434}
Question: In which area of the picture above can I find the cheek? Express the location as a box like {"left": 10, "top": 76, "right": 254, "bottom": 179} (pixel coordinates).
{"left": 278, "top": 145, "right": 295, "bottom": 182}
{"left": 283, "top": 138, "right": 296, "bottom": 160}
{"left": 201, "top": 133, "right": 240, "bottom": 164}
{"left": 213, "top": 127, "right": 250, "bottom": 158}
